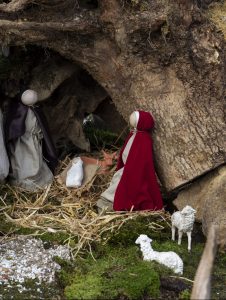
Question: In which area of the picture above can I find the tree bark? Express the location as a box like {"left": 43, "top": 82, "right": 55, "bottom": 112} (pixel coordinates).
{"left": 0, "top": 0, "right": 30, "bottom": 12}
{"left": 191, "top": 225, "right": 217, "bottom": 300}
{"left": 0, "top": 0, "right": 225, "bottom": 191}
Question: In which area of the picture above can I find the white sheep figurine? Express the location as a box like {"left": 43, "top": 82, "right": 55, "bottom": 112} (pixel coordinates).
{"left": 135, "top": 234, "right": 183, "bottom": 275}
{"left": 171, "top": 205, "right": 196, "bottom": 252}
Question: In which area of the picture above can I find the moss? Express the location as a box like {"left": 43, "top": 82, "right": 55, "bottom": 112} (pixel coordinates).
{"left": 55, "top": 257, "right": 76, "bottom": 288}
{"left": 179, "top": 289, "right": 191, "bottom": 300}
{"left": 0, "top": 215, "right": 16, "bottom": 233}
{"left": 83, "top": 126, "right": 123, "bottom": 150}
{"left": 211, "top": 250, "right": 226, "bottom": 299}
{"left": 56, "top": 216, "right": 205, "bottom": 299}
{"left": 65, "top": 273, "right": 103, "bottom": 300}
{"left": 64, "top": 246, "right": 160, "bottom": 300}
{"left": 106, "top": 215, "right": 170, "bottom": 247}
{"left": 0, "top": 279, "right": 62, "bottom": 299}
{"left": 61, "top": 229, "right": 206, "bottom": 300}
{"left": 39, "top": 231, "right": 72, "bottom": 244}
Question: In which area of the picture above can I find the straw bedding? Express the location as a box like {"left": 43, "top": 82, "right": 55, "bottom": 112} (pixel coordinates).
{"left": 0, "top": 157, "right": 170, "bottom": 257}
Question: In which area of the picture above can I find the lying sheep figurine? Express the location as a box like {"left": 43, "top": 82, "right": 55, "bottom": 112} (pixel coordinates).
{"left": 171, "top": 205, "right": 196, "bottom": 252}
{"left": 135, "top": 234, "right": 183, "bottom": 275}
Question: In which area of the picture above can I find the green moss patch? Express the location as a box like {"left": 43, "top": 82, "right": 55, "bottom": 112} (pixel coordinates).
{"left": 212, "top": 249, "right": 226, "bottom": 299}
{"left": 62, "top": 246, "right": 160, "bottom": 300}
{"left": 106, "top": 215, "right": 170, "bottom": 247}
{"left": 83, "top": 126, "right": 124, "bottom": 150}
{"left": 0, "top": 279, "right": 63, "bottom": 299}
{"left": 57, "top": 220, "right": 207, "bottom": 300}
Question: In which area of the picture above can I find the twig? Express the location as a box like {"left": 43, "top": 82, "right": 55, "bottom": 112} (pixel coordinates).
{"left": 169, "top": 275, "right": 194, "bottom": 283}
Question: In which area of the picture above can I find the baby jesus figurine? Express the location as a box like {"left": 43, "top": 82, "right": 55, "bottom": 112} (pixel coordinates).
{"left": 97, "top": 110, "right": 163, "bottom": 212}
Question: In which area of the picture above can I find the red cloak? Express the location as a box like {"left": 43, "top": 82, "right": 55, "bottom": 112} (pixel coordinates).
{"left": 113, "top": 111, "right": 163, "bottom": 211}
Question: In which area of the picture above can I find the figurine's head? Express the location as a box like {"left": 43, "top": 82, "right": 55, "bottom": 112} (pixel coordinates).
{"left": 135, "top": 234, "right": 152, "bottom": 245}
{"left": 21, "top": 89, "right": 38, "bottom": 106}
{"left": 129, "top": 111, "right": 139, "bottom": 128}
{"left": 129, "top": 110, "right": 155, "bottom": 131}
{"left": 181, "top": 205, "right": 196, "bottom": 216}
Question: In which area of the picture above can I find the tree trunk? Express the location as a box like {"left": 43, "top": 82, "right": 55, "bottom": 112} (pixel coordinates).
{"left": 191, "top": 225, "right": 217, "bottom": 299}
{"left": 0, "top": 0, "right": 225, "bottom": 191}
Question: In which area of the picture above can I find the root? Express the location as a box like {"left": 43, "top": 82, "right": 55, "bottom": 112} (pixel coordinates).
{"left": 0, "top": 0, "right": 31, "bottom": 12}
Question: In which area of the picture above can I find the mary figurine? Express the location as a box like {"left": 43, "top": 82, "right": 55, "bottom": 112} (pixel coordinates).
{"left": 97, "top": 110, "right": 163, "bottom": 212}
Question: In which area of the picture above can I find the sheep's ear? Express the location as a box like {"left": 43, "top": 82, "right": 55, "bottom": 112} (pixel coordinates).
{"left": 181, "top": 207, "right": 187, "bottom": 214}
{"left": 135, "top": 238, "right": 140, "bottom": 244}
{"left": 144, "top": 236, "right": 152, "bottom": 243}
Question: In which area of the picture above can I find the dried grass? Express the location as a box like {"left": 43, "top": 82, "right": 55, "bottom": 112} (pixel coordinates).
{"left": 0, "top": 158, "right": 170, "bottom": 257}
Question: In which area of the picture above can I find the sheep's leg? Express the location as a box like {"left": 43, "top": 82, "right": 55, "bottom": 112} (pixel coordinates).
{"left": 178, "top": 230, "right": 183, "bottom": 245}
{"left": 187, "top": 231, "right": 191, "bottom": 252}
{"left": 172, "top": 226, "right": 176, "bottom": 241}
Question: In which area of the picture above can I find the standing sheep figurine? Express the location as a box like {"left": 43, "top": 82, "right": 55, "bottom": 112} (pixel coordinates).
{"left": 171, "top": 205, "right": 196, "bottom": 252}
{"left": 135, "top": 234, "right": 183, "bottom": 275}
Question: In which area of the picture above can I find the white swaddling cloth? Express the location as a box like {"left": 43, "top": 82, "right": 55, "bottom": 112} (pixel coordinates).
{"left": 66, "top": 157, "right": 84, "bottom": 188}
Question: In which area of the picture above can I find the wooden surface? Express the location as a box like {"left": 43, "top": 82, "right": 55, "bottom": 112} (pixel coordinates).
{"left": 191, "top": 225, "right": 217, "bottom": 299}
{"left": 0, "top": 0, "right": 225, "bottom": 191}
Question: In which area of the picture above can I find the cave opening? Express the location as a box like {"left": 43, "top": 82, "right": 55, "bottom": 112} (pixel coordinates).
{"left": 77, "top": 0, "right": 98, "bottom": 9}
{"left": 0, "top": 45, "right": 126, "bottom": 160}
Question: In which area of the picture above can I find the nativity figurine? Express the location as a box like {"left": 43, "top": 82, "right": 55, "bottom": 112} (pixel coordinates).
{"left": 5, "top": 89, "right": 58, "bottom": 191}
{"left": 171, "top": 205, "right": 196, "bottom": 252}
{"left": 97, "top": 110, "right": 163, "bottom": 212}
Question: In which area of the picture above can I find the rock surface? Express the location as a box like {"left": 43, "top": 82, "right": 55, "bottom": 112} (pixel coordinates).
{"left": 42, "top": 68, "right": 108, "bottom": 151}
{"left": 0, "top": 0, "right": 225, "bottom": 190}
{"left": 0, "top": 236, "right": 70, "bottom": 286}
{"left": 30, "top": 56, "right": 77, "bottom": 101}
{"left": 174, "top": 165, "right": 226, "bottom": 245}
{"left": 0, "top": 0, "right": 225, "bottom": 235}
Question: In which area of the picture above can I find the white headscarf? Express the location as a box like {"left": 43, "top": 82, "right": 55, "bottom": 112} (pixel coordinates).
{"left": 134, "top": 111, "right": 139, "bottom": 128}
{"left": 129, "top": 111, "right": 140, "bottom": 129}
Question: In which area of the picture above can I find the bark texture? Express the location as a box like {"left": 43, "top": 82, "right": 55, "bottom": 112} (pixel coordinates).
{"left": 174, "top": 165, "right": 226, "bottom": 245}
{"left": 0, "top": 0, "right": 225, "bottom": 191}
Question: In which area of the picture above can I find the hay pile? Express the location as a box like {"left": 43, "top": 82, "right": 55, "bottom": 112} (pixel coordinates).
{"left": 0, "top": 158, "right": 170, "bottom": 257}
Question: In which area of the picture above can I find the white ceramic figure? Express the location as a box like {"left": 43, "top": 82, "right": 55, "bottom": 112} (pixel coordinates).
{"left": 171, "top": 205, "right": 196, "bottom": 252}
{"left": 135, "top": 234, "right": 183, "bottom": 275}
{"left": 66, "top": 157, "right": 84, "bottom": 188}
